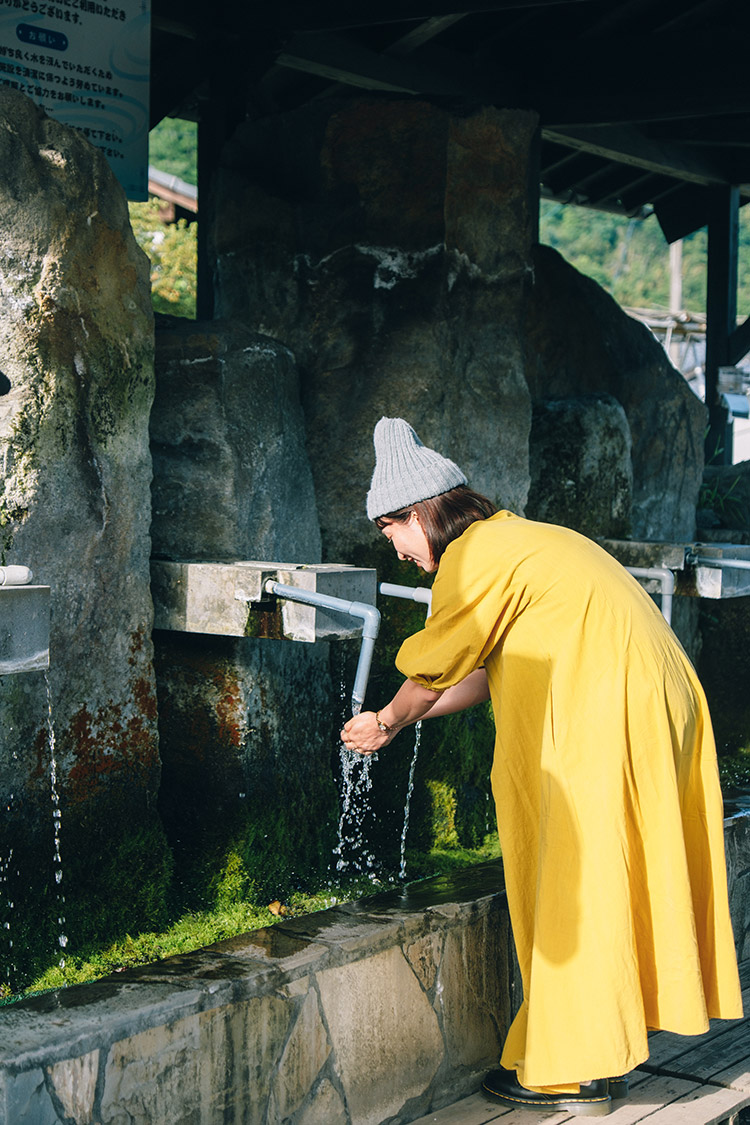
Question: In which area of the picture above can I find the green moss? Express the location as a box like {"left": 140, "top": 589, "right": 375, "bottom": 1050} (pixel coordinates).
{"left": 425, "top": 779, "right": 459, "bottom": 847}
{"left": 0, "top": 815, "right": 173, "bottom": 996}
{"left": 5, "top": 840, "right": 501, "bottom": 1005}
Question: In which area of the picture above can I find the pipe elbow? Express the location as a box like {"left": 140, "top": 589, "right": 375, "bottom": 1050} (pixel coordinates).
{"left": 350, "top": 601, "right": 381, "bottom": 639}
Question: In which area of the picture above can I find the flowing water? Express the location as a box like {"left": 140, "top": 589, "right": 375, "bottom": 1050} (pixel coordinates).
{"left": 45, "top": 674, "right": 67, "bottom": 965}
{"left": 399, "top": 720, "right": 422, "bottom": 879}
{"left": 332, "top": 691, "right": 378, "bottom": 877}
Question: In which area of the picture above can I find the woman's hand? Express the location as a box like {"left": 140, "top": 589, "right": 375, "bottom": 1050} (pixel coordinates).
{"left": 340, "top": 711, "right": 396, "bottom": 756}
{"left": 340, "top": 680, "right": 443, "bottom": 756}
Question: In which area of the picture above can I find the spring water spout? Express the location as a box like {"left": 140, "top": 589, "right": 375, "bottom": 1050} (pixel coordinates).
{"left": 264, "top": 580, "right": 380, "bottom": 713}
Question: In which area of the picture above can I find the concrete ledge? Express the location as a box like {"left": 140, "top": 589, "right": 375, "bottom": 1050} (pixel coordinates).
{"left": 3, "top": 813, "right": 750, "bottom": 1125}
{"left": 0, "top": 863, "right": 514, "bottom": 1125}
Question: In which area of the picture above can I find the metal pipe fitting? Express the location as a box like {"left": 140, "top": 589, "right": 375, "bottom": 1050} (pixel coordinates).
{"left": 264, "top": 579, "right": 381, "bottom": 713}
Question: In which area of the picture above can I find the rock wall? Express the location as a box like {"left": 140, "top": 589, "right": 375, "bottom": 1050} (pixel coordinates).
{"left": 0, "top": 89, "right": 167, "bottom": 989}
{"left": 523, "top": 244, "right": 705, "bottom": 541}
{"left": 526, "top": 393, "right": 633, "bottom": 539}
{"left": 199, "top": 96, "right": 707, "bottom": 867}
{"left": 150, "top": 319, "right": 338, "bottom": 904}
{"left": 210, "top": 100, "right": 538, "bottom": 556}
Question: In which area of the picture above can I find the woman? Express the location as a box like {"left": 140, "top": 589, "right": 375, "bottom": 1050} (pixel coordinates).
{"left": 341, "top": 417, "right": 743, "bottom": 1117}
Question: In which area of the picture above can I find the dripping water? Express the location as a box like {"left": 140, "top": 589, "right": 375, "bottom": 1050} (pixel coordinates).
{"left": 399, "top": 720, "right": 422, "bottom": 879}
{"left": 332, "top": 655, "right": 378, "bottom": 877}
{"left": 45, "top": 673, "right": 67, "bottom": 965}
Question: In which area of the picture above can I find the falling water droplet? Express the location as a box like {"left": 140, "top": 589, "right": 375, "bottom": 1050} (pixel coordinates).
{"left": 399, "top": 721, "right": 422, "bottom": 879}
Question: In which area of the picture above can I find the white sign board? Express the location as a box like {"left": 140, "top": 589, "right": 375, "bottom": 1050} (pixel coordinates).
{"left": 0, "top": 0, "right": 150, "bottom": 200}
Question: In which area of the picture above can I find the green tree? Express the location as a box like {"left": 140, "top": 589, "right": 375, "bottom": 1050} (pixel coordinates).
{"left": 148, "top": 117, "right": 197, "bottom": 185}
{"left": 540, "top": 200, "right": 750, "bottom": 323}
{"left": 129, "top": 197, "right": 197, "bottom": 319}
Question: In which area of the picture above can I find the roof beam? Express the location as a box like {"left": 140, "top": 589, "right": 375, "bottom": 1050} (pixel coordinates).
{"left": 543, "top": 125, "right": 731, "bottom": 190}
{"left": 280, "top": 0, "right": 592, "bottom": 33}
{"left": 276, "top": 31, "right": 474, "bottom": 95}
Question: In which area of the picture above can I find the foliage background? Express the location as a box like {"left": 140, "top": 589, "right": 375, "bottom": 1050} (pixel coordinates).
{"left": 128, "top": 119, "right": 198, "bottom": 319}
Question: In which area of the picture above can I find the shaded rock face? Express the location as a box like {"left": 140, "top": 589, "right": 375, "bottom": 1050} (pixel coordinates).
{"left": 150, "top": 320, "right": 336, "bottom": 899}
{"left": 211, "top": 100, "right": 539, "bottom": 555}
{"left": 527, "top": 393, "right": 633, "bottom": 539}
{"left": 150, "top": 318, "right": 321, "bottom": 562}
{"left": 699, "top": 460, "right": 750, "bottom": 533}
{"left": 0, "top": 89, "right": 165, "bottom": 983}
{"left": 523, "top": 245, "right": 705, "bottom": 541}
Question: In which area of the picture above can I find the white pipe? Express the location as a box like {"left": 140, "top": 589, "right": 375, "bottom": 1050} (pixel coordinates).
{"left": 264, "top": 579, "right": 380, "bottom": 713}
{"left": 379, "top": 582, "right": 432, "bottom": 612}
{"left": 0, "top": 565, "right": 33, "bottom": 586}
{"left": 624, "top": 566, "right": 674, "bottom": 626}
{"left": 693, "top": 556, "right": 750, "bottom": 571}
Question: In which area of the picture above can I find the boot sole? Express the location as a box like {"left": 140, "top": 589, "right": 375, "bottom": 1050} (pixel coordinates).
{"left": 482, "top": 1086, "right": 612, "bottom": 1117}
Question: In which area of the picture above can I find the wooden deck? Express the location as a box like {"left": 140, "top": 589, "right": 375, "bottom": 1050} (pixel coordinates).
{"left": 412, "top": 963, "right": 750, "bottom": 1125}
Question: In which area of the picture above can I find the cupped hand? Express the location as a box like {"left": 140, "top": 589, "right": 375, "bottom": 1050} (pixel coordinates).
{"left": 340, "top": 710, "right": 393, "bottom": 756}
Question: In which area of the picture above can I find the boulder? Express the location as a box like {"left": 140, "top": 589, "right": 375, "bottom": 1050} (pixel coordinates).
{"left": 211, "top": 100, "right": 539, "bottom": 555}
{"left": 0, "top": 88, "right": 165, "bottom": 987}
{"left": 527, "top": 393, "right": 633, "bottom": 539}
{"left": 150, "top": 318, "right": 321, "bottom": 562}
{"left": 523, "top": 245, "right": 706, "bottom": 541}
{"left": 150, "top": 319, "right": 336, "bottom": 904}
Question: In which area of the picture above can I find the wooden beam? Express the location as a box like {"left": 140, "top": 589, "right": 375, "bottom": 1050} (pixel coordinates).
{"left": 280, "top": 0, "right": 592, "bottom": 33}
{"left": 276, "top": 32, "right": 474, "bottom": 96}
{"left": 387, "top": 15, "right": 466, "bottom": 55}
{"left": 729, "top": 317, "right": 750, "bottom": 367}
{"left": 704, "top": 186, "right": 739, "bottom": 465}
{"left": 542, "top": 125, "right": 728, "bottom": 190}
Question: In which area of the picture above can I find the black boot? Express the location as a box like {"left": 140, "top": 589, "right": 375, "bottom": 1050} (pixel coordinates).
{"left": 482, "top": 1067, "right": 612, "bottom": 1117}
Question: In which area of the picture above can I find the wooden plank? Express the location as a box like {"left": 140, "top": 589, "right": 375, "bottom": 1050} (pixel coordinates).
{"left": 655, "top": 1021, "right": 750, "bottom": 1084}
{"left": 712, "top": 1056, "right": 750, "bottom": 1093}
{"left": 408, "top": 1091, "right": 573, "bottom": 1125}
{"left": 576, "top": 1073, "right": 701, "bottom": 1123}
{"left": 645, "top": 1023, "right": 736, "bottom": 1071}
{"left": 641, "top": 1081, "right": 750, "bottom": 1124}
{"left": 738, "top": 958, "right": 750, "bottom": 990}
{"left": 409, "top": 1091, "right": 512, "bottom": 1124}
{"left": 276, "top": 31, "right": 473, "bottom": 96}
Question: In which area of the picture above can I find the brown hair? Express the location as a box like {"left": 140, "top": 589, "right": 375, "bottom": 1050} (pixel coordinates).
{"left": 375, "top": 485, "right": 497, "bottom": 565}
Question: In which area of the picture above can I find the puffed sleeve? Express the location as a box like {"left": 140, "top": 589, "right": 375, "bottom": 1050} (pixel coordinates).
{"left": 396, "top": 515, "right": 528, "bottom": 690}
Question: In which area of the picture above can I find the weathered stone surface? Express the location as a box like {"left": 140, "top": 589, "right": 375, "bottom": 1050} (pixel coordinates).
{"left": 211, "top": 100, "right": 538, "bottom": 556}
{"left": 267, "top": 989, "right": 331, "bottom": 1121}
{"left": 0, "top": 1068, "right": 60, "bottom": 1125}
{"left": 151, "top": 318, "right": 321, "bottom": 563}
{"left": 724, "top": 815, "right": 750, "bottom": 963}
{"left": 437, "top": 906, "right": 510, "bottom": 1069}
{"left": 526, "top": 394, "right": 633, "bottom": 538}
{"left": 150, "top": 317, "right": 342, "bottom": 905}
{"left": 0, "top": 87, "right": 162, "bottom": 983}
{"left": 700, "top": 460, "right": 750, "bottom": 532}
{"left": 523, "top": 245, "right": 705, "bottom": 541}
{"left": 405, "top": 931, "right": 442, "bottom": 992}
{"left": 154, "top": 631, "right": 339, "bottom": 905}
{"left": 296, "top": 1078, "right": 348, "bottom": 1125}
{"left": 317, "top": 946, "right": 444, "bottom": 1125}
{"left": 47, "top": 1050, "right": 98, "bottom": 1124}
{"left": 100, "top": 995, "right": 292, "bottom": 1124}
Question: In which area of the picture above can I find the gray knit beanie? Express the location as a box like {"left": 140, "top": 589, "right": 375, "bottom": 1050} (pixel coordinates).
{"left": 366, "top": 417, "right": 468, "bottom": 520}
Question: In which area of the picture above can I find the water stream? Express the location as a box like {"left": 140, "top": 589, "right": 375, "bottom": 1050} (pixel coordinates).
{"left": 45, "top": 673, "right": 67, "bottom": 965}
{"left": 399, "top": 720, "right": 422, "bottom": 879}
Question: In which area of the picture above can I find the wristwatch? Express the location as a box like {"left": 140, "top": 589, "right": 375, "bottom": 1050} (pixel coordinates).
{"left": 375, "top": 711, "right": 397, "bottom": 733}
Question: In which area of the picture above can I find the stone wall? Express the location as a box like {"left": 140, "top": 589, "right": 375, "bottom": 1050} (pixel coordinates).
{"left": 150, "top": 318, "right": 340, "bottom": 905}
{"left": 0, "top": 863, "right": 513, "bottom": 1125}
{"left": 2, "top": 810, "right": 750, "bottom": 1125}
{"left": 0, "top": 89, "right": 168, "bottom": 989}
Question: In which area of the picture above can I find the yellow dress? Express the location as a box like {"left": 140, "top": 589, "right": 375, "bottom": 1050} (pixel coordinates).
{"left": 397, "top": 511, "right": 743, "bottom": 1087}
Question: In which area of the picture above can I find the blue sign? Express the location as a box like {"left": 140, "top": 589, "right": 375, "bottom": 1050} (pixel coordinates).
{"left": 0, "top": 0, "right": 151, "bottom": 201}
